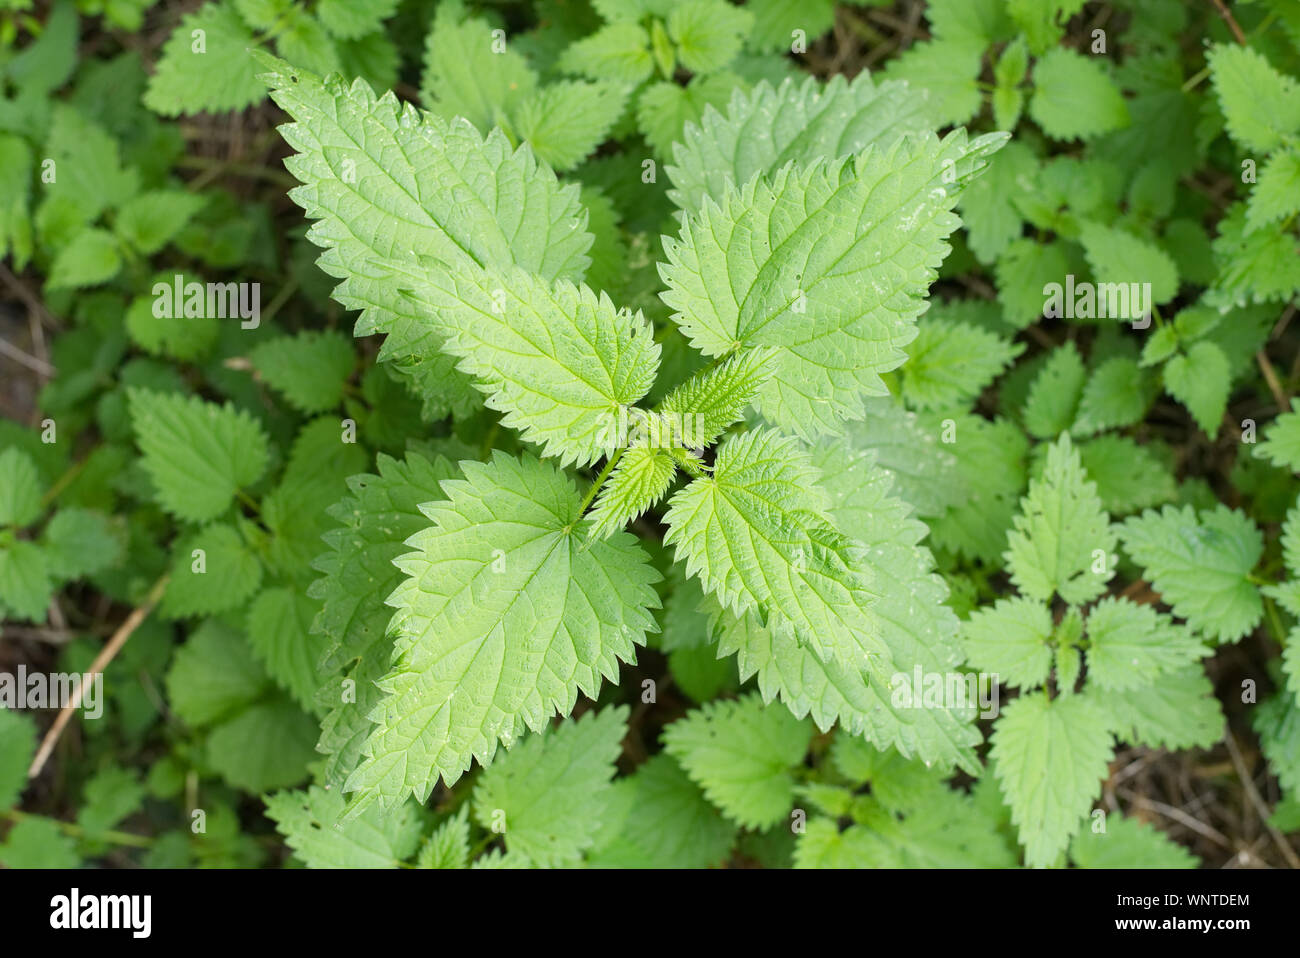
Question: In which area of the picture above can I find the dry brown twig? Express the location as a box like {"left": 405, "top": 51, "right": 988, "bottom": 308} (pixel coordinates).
{"left": 26, "top": 575, "right": 170, "bottom": 780}
{"left": 1223, "top": 730, "right": 1300, "bottom": 869}
{"left": 1210, "top": 0, "right": 1248, "bottom": 45}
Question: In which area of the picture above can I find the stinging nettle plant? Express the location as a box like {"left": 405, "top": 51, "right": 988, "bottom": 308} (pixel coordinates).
{"left": 253, "top": 50, "right": 1007, "bottom": 815}
{"left": 6, "top": 0, "right": 1300, "bottom": 874}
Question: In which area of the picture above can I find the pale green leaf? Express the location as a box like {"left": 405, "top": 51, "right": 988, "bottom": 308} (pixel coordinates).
{"left": 1208, "top": 43, "right": 1300, "bottom": 154}
{"left": 1029, "top": 47, "right": 1129, "bottom": 140}
{"left": 1118, "top": 504, "right": 1263, "bottom": 642}
{"left": 344, "top": 454, "right": 659, "bottom": 810}
{"left": 662, "top": 692, "right": 813, "bottom": 830}
{"left": 161, "top": 523, "right": 263, "bottom": 619}
{"left": 144, "top": 3, "right": 265, "bottom": 116}
{"left": 585, "top": 445, "right": 679, "bottom": 541}
{"left": 1005, "top": 434, "right": 1116, "bottom": 606}
{"left": 128, "top": 389, "right": 270, "bottom": 524}
{"left": 266, "top": 785, "right": 422, "bottom": 868}
{"left": 666, "top": 72, "right": 932, "bottom": 215}
{"left": 249, "top": 330, "right": 355, "bottom": 414}
{"left": 991, "top": 692, "right": 1114, "bottom": 867}
{"left": 962, "top": 597, "right": 1053, "bottom": 691}
{"left": 1069, "top": 813, "right": 1198, "bottom": 868}
{"left": 472, "top": 706, "right": 628, "bottom": 866}
{"left": 661, "top": 130, "right": 1007, "bottom": 438}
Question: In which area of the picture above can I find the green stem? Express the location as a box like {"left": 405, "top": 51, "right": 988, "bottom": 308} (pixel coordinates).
{"left": 467, "top": 830, "right": 498, "bottom": 860}
{"left": 577, "top": 448, "right": 624, "bottom": 516}
{"left": 40, "top": 456, "right": 90, "bottom": 509}
{"left": 258, "top": 275, "right": 300, "bottom": 327}
{"left": 479, "top": 421, "right": 501, "bottom": 458}
{"left": 1, "top": 808, "right": 153, "bottom": 849}
{"left": 1263, "top": 593, "right": 1287, "bottom": 644}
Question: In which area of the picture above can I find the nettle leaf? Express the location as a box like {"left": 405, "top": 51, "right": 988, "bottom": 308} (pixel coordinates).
{"left": 1208, "top": 202, "right": 1300, "bottom": 309}
{"left": 1118, "top": 504, "right": 1263, "bottom": 642}
{"left": 74, "top": 768, "right": 142, "bottom": 840}
{"left": 991, "top": 692, "right": 1114, "bottom": 867}
{"left": 1008, "top": 0, "right": 1085, "bottom": 52}
{"left": 992, "top": 36, "right": 1028, "bottom": 130}
{"left": 656, "top": 348, "right": 775, "bottom": 447}
{"left": 559, "top": 22, "right": 655, "bottom": 85}
{"left": 0, "top": 447, "right": 44, "bottom": 527}
{"left": 996, "top": 237, "right": 1071, "bottom": 328}
{"left": 260, "top": 419, "right": 369, "bottom": 584}
{"left": 1245, "top": 148, "right": 1300, "bottom": 234}
{"left": 40, "top": 508, "right": 121, "bottom": 581}
{"left": 1207, "top": 43, "right": 1300, "bottom": 154}
{"left": 1022, "top": 340, "right": 1086, "bottom": 440}
{"left": 1094, "top": 666, "right": 1224, "bottom": 750}
{"left": 247, "top": 587, "right": 329, "bottom": 711}
{"left": 114, "top": 190, "right": 206, "bottom": 256}
{"left": 508, "top": 81, "right": 628, "bottom": 172}
{"left": 925, "top": 0, "right": 1015, "bottom": 47}
{"left": 746, "top": 0, "right": 835, "bottom": 53}
{"left": 0, "top": 550, "right": 46, "bottom": 623}
{"left": 258, "top": 55, "right": 592, "bottom": 367}
{"left": 958, "top": 140, "right": 1038, "bottom": 264}
{"left": 310, "top": 452, "right": 458, "bottom": 786}
{"left": 420, "top": 8, "right": 537, "bottom": 132}
{"left": 1078, "top": 221, "right": 1179, "bottom": 308}
{"left": 345, "top": 454, "right": 659, "bottom": 811}
{"left": 835, "top": 399, "right": 964, "bottom": 519}
{"left": 712, "top": 443, "right": 982, "bottom": 773}
{"left": 666, "top": 72, "right": 933, "bottom": 215}
{"left": 1256, "top": 398, "right": 1300, "bottom": 473}
{"left": 636, "top": 74, "right": 741, "bottom": 160}
{"left": 275, "top": 11, "right": 341, "bottom": 77}
{"left": 962, "top": 597, "right": 1053, "bottom": 691}
{"left": 1070, "top": 813, "right": 1198, "bottom": 869}
{"left": 165, "top": 620, "right": 269, "bottom": 728}
{"left": 418, "top": 808, "right": 470, "bottom": 869}
{"left": 1005, "top": 435, "right": 1116, "bottom": 606}
{"left": 317, "top": 0, "right": 398, "bottom": 40}
{"left": 585, "top": 754, "right": 736, "bottom": 868}
{"left": 1254, "top": 692, "right": 1300, "bottom": 797}
{"left": 663, "top": 429, "right": 882, "bottom": 672}
{"left": 585, "top": 445, "right": 679, "bottom": 542}
{"left": 661, "top": 130, "right": 1007, "bottom": 438}
{"left": 900, "top": 318, "right": 1023, "bottom": 412}
{"left": 249, "top": 330, "right": 355, "bottom": 414}
{"left": 1028, "top": 47, "right": 1130, "bottom": 141}
{"left": 313, "top": 451, "right": 457, "bottom": 668}
{"left": 1077, "top": 435, "right": 1176, "bottom": 516}
{"left": 0, "top": 708, "right": 35, "bottom": 809}
{"left": 930, "top": 415, "right": 1029, "bottom": 563}
{"left": 392, "top": 264, "right": 660, "bottom": 467}
{"left": 128, "top": 389, "right": 270, "bottom": 524}
{"left": 1281, "top": 503, "right": 1300, "bottom": 580}
{"left": 266, "top": 785, "right": 421, "bottom": 869}
{"left": 1084, "top": 597, "right": 1208, "bottom": 691}
{"left": 882, "top": 38, "right": 985, "bottom": 128}
{"left": 472, "top": 706, "right": 628, "bottom": 866}
{"left": 666, "top": 0, "right": 753, "bottom": 75}
{"left": 0, "top": 817, "right": 79, "bottom": 868}
{"left": 662, "top": 692, "right": 813, "bottom": 830}
{"left": 46, "top": 228, "right": 122, "bottom": 290}
{"left": 811, "top": 441, "right": 978, "bottom": 758}
{"left": 1072, "top": 356, "right": 1154, "bottom": 436}
{"left": 162, "top": 523, "right": 263, "bottom": 619}
{"left": 205, "top": 698, "right": 319, "bottom": 794}
{"left": 144, "top": 2, "right": 265, "bottom": 116}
